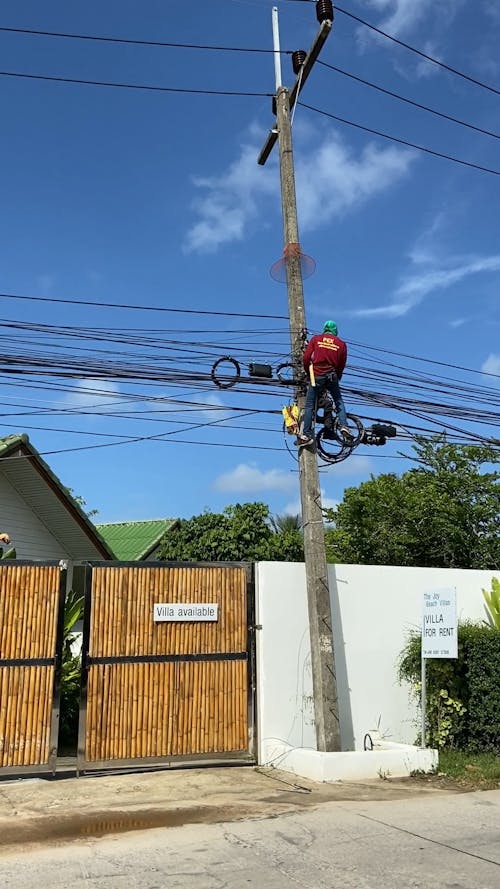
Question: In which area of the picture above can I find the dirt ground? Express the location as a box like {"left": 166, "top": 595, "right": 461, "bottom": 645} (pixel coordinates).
{"left": 0, "top": 764, "right": 462, "bottom": 852}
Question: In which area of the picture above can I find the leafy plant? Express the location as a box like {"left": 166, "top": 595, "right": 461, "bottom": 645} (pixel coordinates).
{"left": 158, "top": 502, "right": 304, "bottom": 562}
{"left": 482, "top": 577, "right": 500, "bottom": 629}
{"left": 0, "top": 546, "right": 16, "bottom": 559}
{"left": 63, "top": 588, "right": 84, "bottom": 656}
{"left": 427, "top": 688, "right": 466, "bottom": 749}
{"left": 58, "top": 589, "right": 84, "bottom": 753}
{"left": 399, "top": 623, "right": 500, "bottom": 753}
{"left": 269, "top": 513, "right": 303, "bottom": 534}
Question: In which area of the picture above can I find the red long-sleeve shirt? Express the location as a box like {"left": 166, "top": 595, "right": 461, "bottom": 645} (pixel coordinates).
{"left": 303, "top": 333, "right": 347, "bottom": 379}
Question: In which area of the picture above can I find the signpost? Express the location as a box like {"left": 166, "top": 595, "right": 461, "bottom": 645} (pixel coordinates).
{"left": 421, "top": 588, "right": 458, "bottom": 747}
{"left": 153, "top": 603, "right": 219, "bottom": 622}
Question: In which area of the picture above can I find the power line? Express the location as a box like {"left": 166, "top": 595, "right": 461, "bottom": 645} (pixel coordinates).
{"left": 0, "top": 292, "right": 287, "bottom": 319}
{"left": 317, "top": 60, "right": 500, "bottom": 142}
{"left": 286, "top": 1, "right": 500, "bottom": 98}
{"left": 300, "top": 101, "right": 500, "bottom": 176}
{"left": 334, "top": 4, "right": 500, "bottom": 98}
{"left": 349, "top": 339, "right": 500, "bottom": 380}
{"left": 5, "top": 20, "right": 499, "bottom": 148}
{"left": 0, "top": 316, "right": 496, "bottom": 382}
{"left": 0, "top": 68, "right": 271, "bottom": 97}
{"left": 0, "top": 24, "right": 287, "bottom": 54}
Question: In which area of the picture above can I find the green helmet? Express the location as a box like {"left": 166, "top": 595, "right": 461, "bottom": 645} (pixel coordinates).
{"left": 323, "top": 320, "right": 338, "bottom": 335}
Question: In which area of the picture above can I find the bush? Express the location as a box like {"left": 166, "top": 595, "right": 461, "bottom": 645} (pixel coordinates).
{"left": 399, "top": 623, "right": 500, "bottom": 753}
{"left": 58, "top": 589, "right": 84, "bottom": 754}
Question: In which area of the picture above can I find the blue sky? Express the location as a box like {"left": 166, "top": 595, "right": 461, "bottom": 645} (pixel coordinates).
{"left": 0, "top": 0, "right": 499, "bottom": 524}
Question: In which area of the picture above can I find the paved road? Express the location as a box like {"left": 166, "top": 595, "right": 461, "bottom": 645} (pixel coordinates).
{"left": 0, "top": 788, "right": 498, "bottom": 888}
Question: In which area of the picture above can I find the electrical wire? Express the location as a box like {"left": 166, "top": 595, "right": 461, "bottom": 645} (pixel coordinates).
{"left": 0, "top": 291, "right": 288, "bottom": 319}
{"left": 286, "top": 1, "right": 500, "bottom": 98}
{"left": 334, "top": 4, "right": 500, "bottom": 98}
{"left": 317, "top": 60, "right": 500, "bottom": 142}
{"left": 0, "top": 68, "right": 271, "bottom": 97}
{"left": 4, "top": 17, "right": 499, "bottom": 148}
{"left": 299, "top": 102, "right": 500, "bottom": 176}
{"left": 0, "top": 24, "right": 289, "bottom": 54}
{"left": 1, "top": 312, "right": 500, "bottom": 457}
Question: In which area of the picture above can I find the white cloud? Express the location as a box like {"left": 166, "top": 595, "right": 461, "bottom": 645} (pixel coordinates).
{"left": 363, "top": 0, "right": 432, "bottom": 36}
{"left": 295, "top": 139, "right": 414, "bottom": 231}
{"left": 330, "top": 455, "right": 373, "bottom": 477}
{"left": 414, "top": 42, "right": 443, "bottom": 79}
{"left": 184, "top": 129, "right": 415, "bottom": 253}
{"left": 60, "top": 379, "right": 123, "bottom": 410}
{"left": 213, "top": 462, "right": 295, "bottom": 494}
{"left": 484, "top": 1, "right": 500, "bottom": 24}
{"left": 362, "top": 1, "right": 462, "bottom": 38}
{"left": 481, "top": 354, "right": 500, "bottom": 377}
{"left": 196, "top": 393, "right": 231, "bottom": 423}
{"left": 183, "top": 145, "right": 277, "bottom": 253}
{"left": 351, "top": 255, "right": 500, "bottom": 319}
{"left": 407, "top": 212, "right": 448, "bottom": 266}
{"left": 282, "top": 492, "right": 340, "bottom": 518}
{"left": 359, "top": 2, "right": 464, "bottom": 81}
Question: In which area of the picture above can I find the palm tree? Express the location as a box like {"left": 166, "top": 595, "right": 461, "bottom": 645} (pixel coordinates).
{"left": 269, "top": 513, "right": 303, "bottom": 534}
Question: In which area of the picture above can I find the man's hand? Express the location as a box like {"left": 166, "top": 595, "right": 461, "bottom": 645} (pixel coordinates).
{"left": 0, "top": 533, "right": 11, "bottom": 545}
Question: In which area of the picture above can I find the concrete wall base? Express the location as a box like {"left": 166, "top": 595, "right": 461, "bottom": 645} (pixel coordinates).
{"left": 260, "top": 739, "right": 438, "bottom": 783}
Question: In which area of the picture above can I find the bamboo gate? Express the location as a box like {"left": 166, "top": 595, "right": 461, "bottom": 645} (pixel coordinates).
{"left": 78, "top": 562, "right": 256, "bottom": 771}
{"left": 0, "top": 562, "right": 66, "bottom": 776}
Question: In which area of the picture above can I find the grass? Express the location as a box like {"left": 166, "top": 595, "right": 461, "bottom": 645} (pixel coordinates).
{"left": 436, "top": 751, "right": 500, "bottom": 790}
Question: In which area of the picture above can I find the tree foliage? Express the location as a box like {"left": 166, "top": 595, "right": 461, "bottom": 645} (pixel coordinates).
{"left": 399, "top": 624, "right": 500, "bottom": 753}
{"left": 158, "top": 502, "right": 304, "bottom": 563}
{"left": 269, "top": 513, "right": 303, "bottom": 534}
{"left": 325, "top": 437, "right": 500, "bottom": 568}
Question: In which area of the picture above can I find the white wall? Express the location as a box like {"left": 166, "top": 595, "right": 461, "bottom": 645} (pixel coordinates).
{"left": 256, "top": 562, "right": 498, "bottom": 761}
{"left": 0, "top": 471, "right": 68, "bottom": 560}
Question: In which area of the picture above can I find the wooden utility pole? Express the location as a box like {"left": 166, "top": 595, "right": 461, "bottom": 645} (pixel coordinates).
{"left": 258, "top": 6, "right": 341, "bottom": 752}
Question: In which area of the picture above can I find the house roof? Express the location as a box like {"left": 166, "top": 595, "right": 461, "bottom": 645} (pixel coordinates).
{"left": 96, "top": 519, "right": 177, "bottom": 561}
{"left": 0, "top": 434, "right": 114, "bottom": 559}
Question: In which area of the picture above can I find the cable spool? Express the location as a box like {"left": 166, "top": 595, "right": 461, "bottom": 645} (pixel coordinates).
{"left": 333, "top": 413, "right": 364, "bottom": 448}
{"left": 316, "top": 0, "right": 334, "bottom": 24}
{"left": 276, "top": 362, "right": 296, "bottom": 385}
{"left": 292, "top": 50, "right": 307, "bottom": 75}
{"left": 315, "top": 428, "right": 353, "bottom": 464}
{"left": 211, "top": 356, "right": 241, "bottom": 389}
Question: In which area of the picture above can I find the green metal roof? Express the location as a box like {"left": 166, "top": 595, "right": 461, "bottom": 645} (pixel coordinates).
{"left": 96, "top": 519, "right": 177, "bottom": 561}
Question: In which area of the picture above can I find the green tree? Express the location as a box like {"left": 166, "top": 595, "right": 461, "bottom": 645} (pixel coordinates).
{"left": 66, "top": 488, "right": 99, "bottom": 519}
{"left": 269, "top": 513, "right": 303, "bottom": 533}
{"left": 325, "top": 437, "right": 500, "bottom": 568}
{"left": 158, "top": 502, "right": 304, "bottom": 562}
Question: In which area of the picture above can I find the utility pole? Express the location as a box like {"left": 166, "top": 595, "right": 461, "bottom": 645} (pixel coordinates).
{"left": 258, "top": 3, "right": 341, "bottom": 752}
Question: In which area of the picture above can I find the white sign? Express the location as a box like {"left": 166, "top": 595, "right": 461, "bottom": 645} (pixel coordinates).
{"left": 153, "top": 603, "right": 219, "bottom": 623}
{"left": 422, "top": 588, "right": 457, "bottom": 658}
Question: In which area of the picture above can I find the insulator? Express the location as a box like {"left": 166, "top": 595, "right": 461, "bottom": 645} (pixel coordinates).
{"left": 292, "top": 50, "right": 307, "bottom": 75}
{"left": 316, "top": 0, "right": 334, "bottom": 24}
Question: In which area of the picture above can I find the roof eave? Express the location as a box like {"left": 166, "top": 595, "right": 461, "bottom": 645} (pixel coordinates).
{"left": 3, "top": 437, "right": 115, "bottom": 559}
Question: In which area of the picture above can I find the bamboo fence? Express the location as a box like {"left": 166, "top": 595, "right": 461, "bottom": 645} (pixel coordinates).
{"left": 85, "top": 566, "right": 249, "bottom": 762}
{"left": 0, "top": 565, "right": 60, "bottom": 768}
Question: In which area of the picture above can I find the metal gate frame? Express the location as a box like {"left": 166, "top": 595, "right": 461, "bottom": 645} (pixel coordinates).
{"left": 0, "top": 560, "right": 67, "bottom": 777}
{"left": 77, "top": 561, "right": 257, "bottom": 773}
